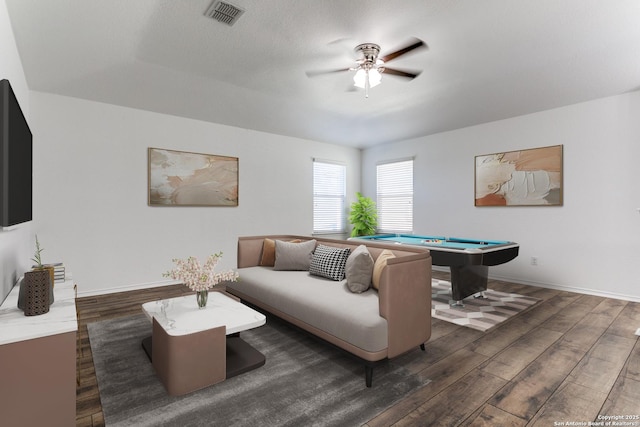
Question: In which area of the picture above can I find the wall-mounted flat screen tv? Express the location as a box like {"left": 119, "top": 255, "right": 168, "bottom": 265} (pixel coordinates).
{"left": 0, "top": 79, "right": 32, "bottom": 227}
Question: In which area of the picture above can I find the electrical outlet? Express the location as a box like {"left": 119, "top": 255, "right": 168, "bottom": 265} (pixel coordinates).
{"left": 531, "top": 257, "right": 538, "bottom": 266}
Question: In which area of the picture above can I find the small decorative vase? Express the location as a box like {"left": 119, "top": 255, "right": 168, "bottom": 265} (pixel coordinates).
{"left": 18, "top": 270, "right": 54, "bottom": 310}
{"left": 196, "top": 290, "right": 208, "bottom": 309}
{"left": 22, "top": 269, "right": 51, "bottom": 316}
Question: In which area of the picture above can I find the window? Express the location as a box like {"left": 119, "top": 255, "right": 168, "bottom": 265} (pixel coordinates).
{"left": 376, "top": 159, "right": 413, "bottom": 233}
{"left": 313, "top": 160, "right": 346, "bottom": 234}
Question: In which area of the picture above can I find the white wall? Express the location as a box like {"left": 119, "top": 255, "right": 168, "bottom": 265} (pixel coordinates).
{"left": 25, "top": 89, "right": 640, "bottom": 301}
{"left": 0, "top": 0, "right": 34, "bottom": 304}
{"left": 362, "top": 91, "right": 640, "bottom": 301}
{"left": 29, "top": 92, "right": 361, "bottom": 296}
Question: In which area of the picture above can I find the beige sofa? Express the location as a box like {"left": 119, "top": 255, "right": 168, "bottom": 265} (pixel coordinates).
{"left": 225, "top": 235, "right": 432, "bottom": 387}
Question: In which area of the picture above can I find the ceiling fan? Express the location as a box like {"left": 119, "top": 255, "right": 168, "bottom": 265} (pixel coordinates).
{"left": 306, "top": 38, "right": 427, "bottom": 98}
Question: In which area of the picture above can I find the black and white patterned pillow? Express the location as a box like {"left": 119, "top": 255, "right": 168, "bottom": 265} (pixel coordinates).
{"left": 309, "top": 245, "right": 351, "bottom": 281}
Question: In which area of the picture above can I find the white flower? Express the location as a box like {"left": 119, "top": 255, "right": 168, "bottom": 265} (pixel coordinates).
{"left": 162, "top": 252, "right": 239, "bottom": 292}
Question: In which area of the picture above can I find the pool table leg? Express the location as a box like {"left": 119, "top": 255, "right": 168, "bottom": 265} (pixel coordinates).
{"left": 449, "top": 265, "right": 489, "bottom": 306}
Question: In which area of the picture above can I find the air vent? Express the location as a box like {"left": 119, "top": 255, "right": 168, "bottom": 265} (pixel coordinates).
{"left": 204, "top": 1, "right": 245, "bottom": 26}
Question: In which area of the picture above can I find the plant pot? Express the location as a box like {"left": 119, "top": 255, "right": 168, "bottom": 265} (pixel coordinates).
{"left": 21, "top": 269, "right": 51, "bottom": 316}
{"left": 18, "top": 269, "right": 55, "bottom": 311}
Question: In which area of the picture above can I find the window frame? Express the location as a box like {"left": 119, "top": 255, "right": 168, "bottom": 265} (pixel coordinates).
{"left": 312, "top": 159, "right": 347, "bottom": 234}
{"left": 376, "top": 158, "right": 414, "bottom": 234}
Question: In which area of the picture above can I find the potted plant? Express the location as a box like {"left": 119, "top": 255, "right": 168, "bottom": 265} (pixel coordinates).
{"left": 19, "top": 235, "right": 52, "bottom": 315}
{"left": 349, "top": 192, "right": 378, "bottom": 237}
{"left": 31, "top": 235, "right": 56, "bottom": 286}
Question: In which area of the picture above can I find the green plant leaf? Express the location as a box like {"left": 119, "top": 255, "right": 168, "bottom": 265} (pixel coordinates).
{"left": 348, "top": 192, "right": 378, "bottom": 237}
{"left": 31, "top": 235, "right": 44, "bottom": 267}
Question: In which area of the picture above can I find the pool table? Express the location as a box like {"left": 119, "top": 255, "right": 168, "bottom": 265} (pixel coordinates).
{"left": 351, "top": 234, "right": 519, "bottom": 305}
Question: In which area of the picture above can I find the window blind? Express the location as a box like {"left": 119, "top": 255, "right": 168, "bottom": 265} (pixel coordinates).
{"left": 376, "top": 159, "right": 413, "bottom": 233}
{"left": 313, "top": 160, "right": 346, "bottom": 234}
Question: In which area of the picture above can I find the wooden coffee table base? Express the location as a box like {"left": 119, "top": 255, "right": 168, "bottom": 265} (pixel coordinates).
{"left": 142, "top": 333, "right": 266, "bottom": 382}
{"left": 140, "top": 292, "right": 267, "bottom": 395}
{"left": 225, "top": 334, "right": 267, "bottom": 378}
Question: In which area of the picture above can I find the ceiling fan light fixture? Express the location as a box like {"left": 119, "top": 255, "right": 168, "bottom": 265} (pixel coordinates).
{"left": 353, "top": 69, "right": 367, "bottom": 88}
{"left": 353, "top": 68, "right": 382, "bottom": 89}
{"left": 306, "top": 38, "right": 425, "bottom": 98}
{"left": 368, "top": 69, "right": 382, "bottom": 87}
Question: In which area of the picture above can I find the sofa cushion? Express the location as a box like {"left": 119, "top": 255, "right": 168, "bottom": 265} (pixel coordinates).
{"left": 372, "top": 249, "right": 396, "bottom": 290}
{"left": 227, "top": 267, "right": 388, "bottom": 353}
{"left": 345, "top": 245, "right": 374, "bottom": 293}
{"left": 273, "top": 239, "right": 317, "bottom": 271}
{"left": 309, "top": 244, "right": 351, "bottom": 281}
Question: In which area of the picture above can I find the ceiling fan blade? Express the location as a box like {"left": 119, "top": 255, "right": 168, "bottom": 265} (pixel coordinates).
{"left": 380, "top": 38, "right": 427, "bottom": 63}
{"left": 382, "top": 68, "right": 421, "bottom": 80}
{"left": 305, "top": 68, "right": 352, "bottom": 78}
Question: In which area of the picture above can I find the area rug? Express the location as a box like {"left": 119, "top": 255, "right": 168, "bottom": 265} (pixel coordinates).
{"left": 431, "top": 279, "right": 541, "bottom": 332}
{"left": 88, "top": 313, "right": 430, "bottom": 427}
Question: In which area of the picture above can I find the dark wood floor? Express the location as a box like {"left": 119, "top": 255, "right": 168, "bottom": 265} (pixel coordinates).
{"left": 75, "top": 272, "right": 640, "bottom": 426}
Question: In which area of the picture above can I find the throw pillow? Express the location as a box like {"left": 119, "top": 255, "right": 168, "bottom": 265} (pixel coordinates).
{"left": 345, "top": 245, "right": 374, "bottom": 293}
{"left": 273, "top": 239, "right": 317, "bottom": 271}
{"left": 309, "top": 244, "right": 351, "bottom": 281}
{"left": 259, "top": 238, "right": 276, "bottom": 266}
{"left": 372, "top": 249, "right": 396, "bottom": 290}
{"left": 260, "top": 238, "right": 302, "bottom": 266}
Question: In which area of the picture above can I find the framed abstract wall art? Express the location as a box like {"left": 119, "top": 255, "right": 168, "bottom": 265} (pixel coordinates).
{"left": 148, "top": 147, "right": 238, "bottom": 206}
{"left": 475, "top": 145, "right": 563, "bottom": 206}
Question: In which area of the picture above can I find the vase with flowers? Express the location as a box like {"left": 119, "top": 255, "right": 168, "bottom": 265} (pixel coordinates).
{"left": 163, "top": 252, "right": 239, "bottom": 309}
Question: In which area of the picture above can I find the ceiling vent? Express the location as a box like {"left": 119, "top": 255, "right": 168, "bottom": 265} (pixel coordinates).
{"left": 204, "top": 1, "right": 245, "bottom": 26}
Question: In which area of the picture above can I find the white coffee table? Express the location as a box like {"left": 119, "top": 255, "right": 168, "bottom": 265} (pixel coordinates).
{"left": 141, "top": 291, "right": 266, "bottom": 395}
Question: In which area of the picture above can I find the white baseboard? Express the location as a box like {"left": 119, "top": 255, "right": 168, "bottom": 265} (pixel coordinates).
{"left": 432, "top": 266, "right": 640, "bottom": 303}
{"left": 491, "top": 274, "right": 640, "bottom": 303}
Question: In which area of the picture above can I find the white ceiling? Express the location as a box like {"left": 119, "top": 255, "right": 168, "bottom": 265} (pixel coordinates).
{"left": 6, "top": 0, "right": 640, "bottom": 148}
